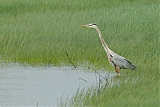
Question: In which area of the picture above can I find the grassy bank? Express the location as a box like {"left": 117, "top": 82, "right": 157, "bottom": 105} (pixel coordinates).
{"left": 0, "top": 0, "right": 159, "bottom": 107}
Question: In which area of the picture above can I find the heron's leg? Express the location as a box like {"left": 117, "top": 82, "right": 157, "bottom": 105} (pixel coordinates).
{"left": 115, "top": 66, "right": 120, "bottom": 74}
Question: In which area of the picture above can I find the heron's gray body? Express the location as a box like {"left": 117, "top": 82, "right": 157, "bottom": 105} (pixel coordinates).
{"left": 111, "top": 53, "right": 136, "bottom": 70}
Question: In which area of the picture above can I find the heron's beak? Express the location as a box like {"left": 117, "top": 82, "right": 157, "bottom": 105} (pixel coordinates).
{"left": 80, "top": 25, "right": 88, "bottom": 28}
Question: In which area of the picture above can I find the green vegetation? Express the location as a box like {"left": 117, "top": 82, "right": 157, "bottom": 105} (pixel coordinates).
{"left": 0, "top": 0, "right": 159, "bottom": 107}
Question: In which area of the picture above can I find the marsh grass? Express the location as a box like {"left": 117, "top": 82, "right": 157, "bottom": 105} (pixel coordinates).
{"left": 0, "top": 0, "right": 159, "bottom": 106}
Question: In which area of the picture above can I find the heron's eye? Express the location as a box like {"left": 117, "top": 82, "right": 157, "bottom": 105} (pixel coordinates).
{"left": 92, "top": 23, "right": 97, "bottom": 26}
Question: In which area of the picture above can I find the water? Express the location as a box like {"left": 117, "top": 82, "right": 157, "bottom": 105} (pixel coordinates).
{"left": 0, "top": 64, "right": 115, "bottom": 106}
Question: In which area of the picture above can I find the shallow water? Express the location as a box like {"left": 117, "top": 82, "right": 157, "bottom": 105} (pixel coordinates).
{"left": 0, "top": 64, "right": 115, "bottom": 106}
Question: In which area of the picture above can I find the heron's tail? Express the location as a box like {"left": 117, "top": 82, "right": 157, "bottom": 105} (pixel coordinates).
{"left": 125, "top": 59, "right": 137, "bottom": 70}
{"left": 130, "top": 64, "right": 136, "bottom": 70}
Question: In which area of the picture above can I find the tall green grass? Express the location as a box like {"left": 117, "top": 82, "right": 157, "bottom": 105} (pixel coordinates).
{"left": 0, "top": 0, "right": 159, "bottom": 106}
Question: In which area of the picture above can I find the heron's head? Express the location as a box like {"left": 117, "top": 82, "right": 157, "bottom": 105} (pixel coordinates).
{"left": 80, "top": 23, "right": 97, "bottom": 28}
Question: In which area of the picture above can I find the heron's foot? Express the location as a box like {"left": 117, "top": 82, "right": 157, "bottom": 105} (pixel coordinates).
{"left": 116, "top": 73, "right": 120, "bottom": 76}
{"left": 114, "top": 73, "right": 120, "bottom": 79}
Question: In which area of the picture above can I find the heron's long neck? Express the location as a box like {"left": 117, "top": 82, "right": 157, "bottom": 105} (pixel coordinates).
{"left": 95, "top": 27, "right": 111, "bottom": 56}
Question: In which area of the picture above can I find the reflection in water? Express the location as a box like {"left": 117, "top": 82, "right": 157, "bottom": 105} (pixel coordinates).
{"left": 0, "top": 63, "right": 115, "bottom": 106}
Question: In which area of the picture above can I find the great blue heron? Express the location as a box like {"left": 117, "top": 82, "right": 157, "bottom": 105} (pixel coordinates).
{"left": 80, "top": 23, "right": 136, "bottom": 74}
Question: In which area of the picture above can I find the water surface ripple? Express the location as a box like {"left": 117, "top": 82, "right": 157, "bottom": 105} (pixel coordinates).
{"left": 0, "top": 64, "right": 114, "bottom": 106}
